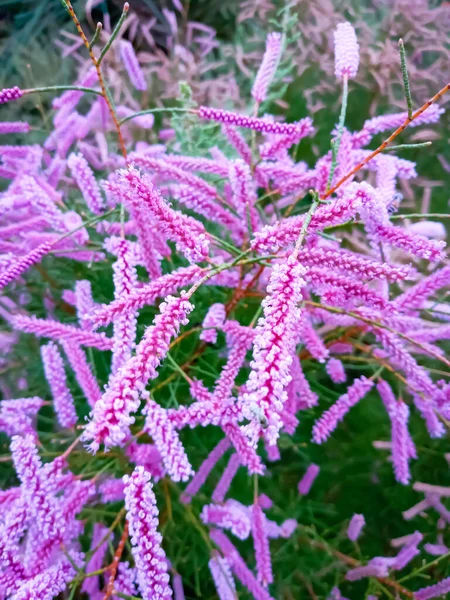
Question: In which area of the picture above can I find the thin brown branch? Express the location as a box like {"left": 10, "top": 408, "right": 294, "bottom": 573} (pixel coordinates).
{"left": 103, "top": 520, "right": 129, "bottom": 600}
{"left": 64, "top": 1, "right": 128, "bottom": 161}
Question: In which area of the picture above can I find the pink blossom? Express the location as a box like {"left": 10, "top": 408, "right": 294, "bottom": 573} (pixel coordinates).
{"left": 181, "top": 438, "right": 231, "bottom": 503}
{"left": 252, "top": 32, "right": 282, "bottom": 103}
{"left": 334, "top": 22, "right": 359, "bottom": 79}
{"left": 243, "top": 259, "right": 307, "bottom": 445}
{"left": 199, "top": 106, "right": 310, "bottom": 136}
{"left": 208, "top": 555, "right": 237, "bottom": 600}
{"left": 212, "top": 453, "right": 241, "bottom": 503}
{"left": 298, "top": 464, "right": 320, "bottom": 495}
{"left": 120, "top": 40, "right": 147, "bottom": 91}
{"left": 41, "top": 342, "right": 77, "bottom": 428}
{"left": 299, "top": 313, "right": 329, "bottom": 363}
{"left": 62, "top": 342, "right": 101, "bottom": 408}
{"left": 83, "top": 293, "right": 193, "bottom": 451}
{"left": 201, "top": 501, "right": 251, "bottom": 540}
{"left": 0, "top": 86, "right": 23, "bottom": 104}
{"left": 0, "top": 242, "right": 52, "bottom": 290}
{"left": 396, "top": 266, "right": 450, "bottom": 312}
{"left": 371, "top": 223, "right": 445, "bottom": 262}
{"left": 312, "top": 376, "right": 374, "bottom": 443}
{"left": 252, "top": 503, "right": 273, "bottom": 586}
{"left": 115, "top": 167, "right": 209, "bottom": 263}
{"left": 200, "top": 303, "right": 226, "bottom": 343}
{"left": 415, "top": 577, "right": 450, "bottom": 600}
{"left": 347, "top": 513, "right": 365, "bottom": 541}
{"left": 288, "top": 354, "right": 318, "bottom": 410}
{"left": 0, "top": 121, "right": 30, "bottom": 134}
{"left": 123, "top": 467, "right": 172, "bottom": 599}
{"left": 209, "top": 529, "right": 275, "bottom": 600}
{"left": 14, "top": 315, "right": 114, "bottom": 350}
{"left": 127, "top": 441, "right": 165, "bottom": 481}
{"left": 223, "top": 125, "right": 252, "bottom": 164}
{"left": 68, "top": 153, "right": 104, "bottom": 214}
{"left": 143, "top": 394, "right": 194, "bottom": 482}
{"left": 326, "top": 358, "right": 347, "bottom": 384}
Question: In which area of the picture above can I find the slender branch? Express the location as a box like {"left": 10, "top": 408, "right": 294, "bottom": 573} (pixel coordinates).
{"left": 291, "top": 190, "right": 320, "bottom": 260}
{"left": 98, "top": 3, "right": 129, "bottom": 66}
{"left": 62, "top": 0, "right": 128, "bottom": 160}
{"left": 23, "top": 85, "right": 103, "bottom": 97}
{"left": 398, "top": 39, "right": 413, "bottom": 119}
{"left": 326, "top": 74, "right": 349, "bottom": 190}
{"left": 103, "top": 521, "right": 129, "bottom": 600}
{"left": 383, "top": 142, "right": 431, "bottom": 152}
{"left": 89, "top": 22, "right": 103, "bottom": 50}
{"left": 322, "top": 82, "right": 450, "bottom": 199}
{"left": 119, "top": 107, "right": 194, "bottom": 126}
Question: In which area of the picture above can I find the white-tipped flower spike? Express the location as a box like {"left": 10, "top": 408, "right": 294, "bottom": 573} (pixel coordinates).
{"left": 252, "top": 32, "right": 283, "bottom": 103}
{"left": 334, "top": 22, "right": 359, "bottom": 80}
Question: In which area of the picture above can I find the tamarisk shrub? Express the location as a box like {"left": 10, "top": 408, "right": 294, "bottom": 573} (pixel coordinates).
{"left": 0, "top": 4, "right": 449, "bottom": 599}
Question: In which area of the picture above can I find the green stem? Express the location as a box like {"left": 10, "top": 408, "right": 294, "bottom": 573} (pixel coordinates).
{"left": 98, "top": 2, "right": 130, "bottom": 66}
{"left": 383, "top": 142, "right": 431, "bottom": 152}
{"left": 89, "top": 22, "right": 102, "bottom": 50}
{"left": 119, "top": 107, "right": 194, "bottom": 126}
{"left": 23, "top": 85, "right": 103, "bottom": 97}
{"left": 326, "top": 74, "right": 349, "bottom": 191}
{"left": 398, "top": 39, "right": 413, "bottom": 119}
{"left": 291, "top": 190, "right": 320, "bottom": 259}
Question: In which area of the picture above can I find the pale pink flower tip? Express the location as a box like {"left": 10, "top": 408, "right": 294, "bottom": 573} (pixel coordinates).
{"left": 252, "top": 32, "right": 283, "bottom": 103}
{"left": 334, "top": 22, "right": 359, "bottom": 80}
{"left": 347, "top": 513, "right": 365, "bottom": 541}
{"left": 298, "top": 463, "right": 320, "bottom": 495}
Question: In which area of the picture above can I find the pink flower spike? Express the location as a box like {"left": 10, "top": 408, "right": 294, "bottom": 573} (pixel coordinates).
{"left": 378, "top": 380, "right": 415, "bottom": 485}
{"left": 0, "top": 86, "right": 23, "bottom": 104}
{"left": 243, "top": 258, "right": 307, "bottom": 446}
{"left": 83, "top": 293, "right": 193, "bottom": 451}
{"left": 298, "top": 464, "right": 320, "bottom": 495}
{"left": 199, "top": 106, "right": 308, "bottom": 137}
{"left": 312, "top": 376, "right": 374, "bottom": 444}
{"left": 61, "top": 341, "right": 101, "bottom": 408}
{"left": 415, "top": 577, "right": 450, "bottom": 600}
{"left": 209, "top": 529, "right": 275, "bottom": 600}
{"left": 0, "top": 242, "right": 52, "bottom": 290}
{"left": 201, "top": 501, "right": 251, "bottom": 540}
{"left": 68, "top": 153, "right": 104, "bottom": 214}
{"left": 208, "top": 555, "right": 237, "bottom": 600}
{"left": 143, "top": 394, "right": 194, "bottom": 482}
{"left": 212, "top": 453, "right": 241, "bottom": 504}
{"left": 200, "top": 303, "right": 226, "bottom": 343}
{"left": 326, "top": 358, "right": 347, "bottom": 384}
{"left": 372, "top": 223, "right": 446, "bottom": 262}
{"left": 90, "top": 265, "right": 204, "bottom": 327}
{"left": 0, "top": 121, "right": 30, "bottom": 134}
{"left": 334, "top": 22, "right": 359, "bottom": 80}
{"left": 347, "top": 513, "right": 365, "bottom": 541}
{"left": 120, "top": 40, "right": 147, "bottom": 91}
{"left": 110, "top": 239, "right": 138, "bottom": 375}
{"left": 116, "top": 167, "right": 209, "bottom": 263}
{"left": 123, "top": 467, "right": 172, "bottom": 599}
{"left": 41, "top": 342, "right": 77, "bottom": 429}
{"left": 181, "top": 438, "right": 231, "bottom": 503}
{"left": 252, "top": 503, "right": 273, "bottom": 586}
{"left": 14, "top": 315, "right": 114, "bottom": 350}
{"left": 252, "top": 32, "right": 283, "bottom": 103}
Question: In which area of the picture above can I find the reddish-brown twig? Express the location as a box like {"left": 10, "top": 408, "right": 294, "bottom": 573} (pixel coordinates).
{"left": 103, "top": 520, "right": 129, "bottom": 600}
{"left": 64, "top": 1, "right": 128, "bottom": 161}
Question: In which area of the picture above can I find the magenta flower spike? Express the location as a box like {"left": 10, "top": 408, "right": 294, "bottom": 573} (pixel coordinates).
{"left": 298, "top": 463, "right": 320, "bottom": 495}
{"left": 243, "top": 258, "right": 307, "bottom": 446}
{"left": 0, "top": 86, "right": 23, "bottom": 105}
{"left": 181, "top": 438, "right": 231, "bottom": 503}
{"left": 0, "top": 242, "right": 52, "bottom": 290}
{"left": 209, "top": 555, "right": 237, "bottom": 600}
{"left": 0, "top": 121, "right": 30, "bottom": 134}
{"left": 334, "top": 22, "right": 360, "bottom": 80}
{"left": 200, "top": 303, "right": 226, "bottom": 343}
{"left": 312, "top": 376, "right": 374, "bottom": 444}
{"left": 326, "top": 358, "right": 347, "bottom": 384}
{"left": 415, "top": 577, "right": 450, "bottom": 600}
{"left": 252, "top": 32, "right": 282, "bottom": 103}
{"left": 41, "top": 342, "right": 77, "bottom": 429}
{"left": 251, "top": 503, "right": 273, "bottom": 586}
{"left": 123, "top": 467, "right": 172, "bottom": 599}
{"left": 347, "top": 513, "right": 365, "bottom": 541}
{"left": 83, "top": 293, "right": 193, "bottom": 451}
{"left": 120, "top": 40, "right": 148, "bottom": 92}
{"left": 68, "top": 153, "right": 104, "bottom": 214}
